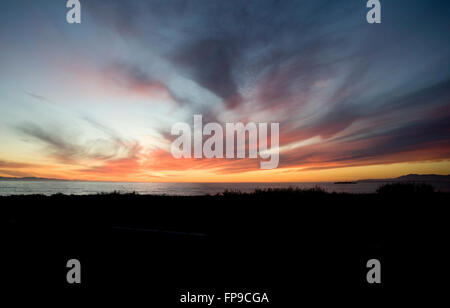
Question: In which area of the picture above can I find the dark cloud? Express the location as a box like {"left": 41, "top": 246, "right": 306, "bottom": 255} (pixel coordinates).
{"left": 25, "top": 92, "right": 53, "bottom": 104}
{"left": 86, "top": 0, "right": 450, "bottom": 172}
{"left": 86, "top": 0, "right": 360, "bottom": 109}
{"left": 278, "top": 105, "right": 450, "bottom": 170}
{"left": 0, "top": 160, "right": 33, "bottom": 169}
{"left": 16, "top": 123, "right": 82, "bottom": 163}
{"left": 107, "top": 62, "right": 158, "bottom": 89}
{"left": 104, "top": 61, "right": 177, "bottom": 104}
{"left": 171, "top": 38, "right": 242, "bottom": 108}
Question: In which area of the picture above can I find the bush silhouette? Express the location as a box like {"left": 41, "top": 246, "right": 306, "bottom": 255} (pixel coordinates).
{"left": 376, "top": 182, "right": 434, "bottom": 194}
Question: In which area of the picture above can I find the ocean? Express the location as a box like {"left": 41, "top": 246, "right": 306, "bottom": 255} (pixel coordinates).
{"left": 1, "top": 180, "right": 449, "bottom": 196}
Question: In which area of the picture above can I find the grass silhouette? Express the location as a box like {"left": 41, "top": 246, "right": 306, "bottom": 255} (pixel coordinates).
{"left": 2, "top": 184, "right": 448, "bottom": 302}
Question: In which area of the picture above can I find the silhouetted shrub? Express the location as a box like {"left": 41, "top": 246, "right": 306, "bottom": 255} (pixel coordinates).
{"left": 376, "top": 182, "right": 434, "bottom": 194}
{"left": 220, "top": 186, "right": 328, "bottom": 197}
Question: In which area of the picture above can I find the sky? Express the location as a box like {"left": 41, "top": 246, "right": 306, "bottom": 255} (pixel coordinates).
{"left": 0, "top": 0, "right": 450, "bottom": 182}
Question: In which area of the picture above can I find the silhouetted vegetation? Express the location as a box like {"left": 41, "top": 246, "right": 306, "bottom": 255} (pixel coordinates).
{"left": 376, "top": 182, "right": 434, "bottom": 194}
{"left": 221, "top": 186, "right": 327, "bottom": 197}
{"left": 2, "top": 185, "right": 448, "bottom": 302}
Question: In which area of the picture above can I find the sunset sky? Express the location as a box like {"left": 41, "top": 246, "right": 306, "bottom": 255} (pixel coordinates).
{"left": 1, "top": 0, "right": 450, "bottom": 182}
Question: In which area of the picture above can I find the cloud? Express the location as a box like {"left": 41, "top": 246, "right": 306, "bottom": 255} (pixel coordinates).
{"left": 104, "top": 61, "right": 177, "bottom": 104}
{"left": 171, "top": 38, "right": 243, "bottom": 109}
{"left": 0, "top": 160, "right": 33, "bottom": 169}
{"left": 15, "top": 121, "right": 141, "bottom": 165}
{"left": 16, "top": 123, "right": 82, "bottom": 163}
{"left": 25, "top": 92, "right": 53, "bottom": 104}
{"left": 2, "top": 0, "right": 450, "bottom": 180}
{"left": 0, "top": 169, "right": 31, "bottom": 178}
{"left": 80, "top": 144, "right": 142, "bottom": 177}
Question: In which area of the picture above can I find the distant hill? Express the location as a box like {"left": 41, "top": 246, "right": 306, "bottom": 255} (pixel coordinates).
{"left": 1, "top": 174, "right": 449, "bottom": 183}
{"left": 359, "top": 174, "right": 450, "bottom": 183}
{"left": 0, "top": 176, "right": 69, "bottom": 181}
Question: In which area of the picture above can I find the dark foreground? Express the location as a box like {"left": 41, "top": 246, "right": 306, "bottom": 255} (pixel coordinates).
{"left": 2, "top": 187, "right": 449, "bottom": 305}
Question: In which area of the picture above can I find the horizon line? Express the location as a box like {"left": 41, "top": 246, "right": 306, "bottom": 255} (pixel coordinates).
{"left": 1, "top": 173, "right": 449, "bottom": 184}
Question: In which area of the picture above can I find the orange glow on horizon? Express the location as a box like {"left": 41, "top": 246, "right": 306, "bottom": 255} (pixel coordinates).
{"left": 1, "top": 159, "right": 449, "bottom": 183}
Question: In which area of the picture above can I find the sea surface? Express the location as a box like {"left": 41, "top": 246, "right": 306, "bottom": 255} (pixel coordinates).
{"left": 1, "top": 180, "right": 449, "bottom": 196}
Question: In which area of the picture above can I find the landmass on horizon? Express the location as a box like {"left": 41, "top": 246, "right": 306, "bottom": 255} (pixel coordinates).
{"left": 1, "top": 174, "right": 449, "bottom": 183}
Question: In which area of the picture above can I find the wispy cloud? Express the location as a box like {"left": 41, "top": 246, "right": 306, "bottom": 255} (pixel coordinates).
{"left": 1, "top": 0, "right": 450, "bottom": 180}
{"left": 15, "top": 120, "right": 141, "bottom": 166}
{"left": 25, "top": 92, "right": 53, "bottom": 104}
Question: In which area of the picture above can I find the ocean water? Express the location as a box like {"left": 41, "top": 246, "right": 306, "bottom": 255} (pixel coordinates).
{"left": 1, "top": 180, "right": 449, "bottom": 196}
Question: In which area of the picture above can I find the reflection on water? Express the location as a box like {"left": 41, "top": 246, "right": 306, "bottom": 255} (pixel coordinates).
{"left": 1, "top": 180, "right": 449, "bottom": 196}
